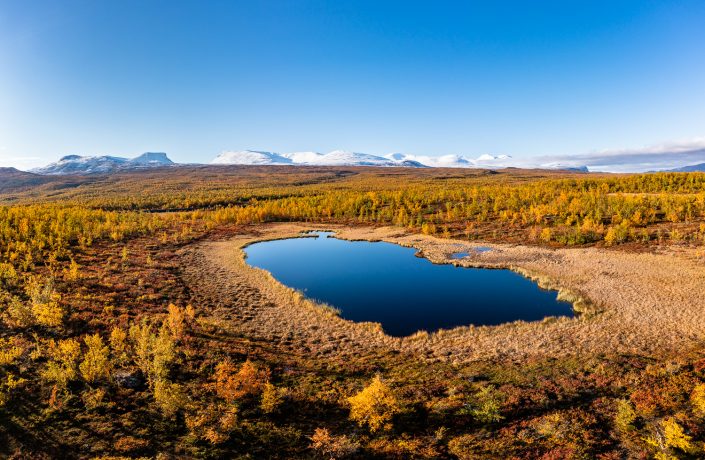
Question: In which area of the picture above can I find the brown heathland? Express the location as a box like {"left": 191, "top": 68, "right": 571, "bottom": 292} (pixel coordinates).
{"left": 5, "top": 167, "right": 705, "bottom": 458}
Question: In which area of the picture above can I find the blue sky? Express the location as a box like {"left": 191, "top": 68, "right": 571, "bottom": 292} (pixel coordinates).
{"left": 1, "top": 0, "right": 704, "bottom": 169}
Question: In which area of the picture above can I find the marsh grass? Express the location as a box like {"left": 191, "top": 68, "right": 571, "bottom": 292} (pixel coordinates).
{"left": 512, "top": 267, "right": 601, "bottom": 317}
{"left": 188, "top": 223, "right": 705, "bottom": 364}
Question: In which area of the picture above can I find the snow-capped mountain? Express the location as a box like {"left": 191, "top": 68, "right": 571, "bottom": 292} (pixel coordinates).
{"left": 538, "top": 162, "right": 590, "bottom": 172}
{"left": 212, "top": 150, "right": 293, "bottom": 165}
{"left": 281, "top": 151, "right": 324, "bottom": 164}
{"left": 312, "top": 150, "right": 398, "bottom": 166}
{"left": 210, "top": 149, "right": 523, "bottom": 168}
{"left": 129, "top": 152, "right": 174, "bottom": 166}
{"left": 32, "top": 152, "right": 174, "bottom": 175}
{"left": 212, "top": 150, "right": 425, "bottom": 167}
{"left": 383, "top": 152, "right": 513, "bottom": 168}
{"left": 33, "top": 155, "right": 129, "bottom": 175}
{"left": 29, "top": 148, "right": 593, "bottom": 175}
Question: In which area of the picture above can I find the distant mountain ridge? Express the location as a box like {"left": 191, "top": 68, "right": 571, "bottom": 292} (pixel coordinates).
{"left": 0, "top": 167, "right": 56, "bottom": 192}
{"left": 26, "top": 149, "right": 595, "bottom": 175}
{"left": 26, "top": 149, "right": 592, "bottom": 175}
{"left": 19, "top": 144, "right": 705, "bottom": 175}
{"left": 32, "top": 152, "right": 174, "bottom": 175}
{"left": 210, "top": 150, "right": 511, "bottom": 168}
{"left": 666, "top": 163, "right": 705, "bottom": 172}
{"left": 211, "top": 150, "right": 423, "bottom": 167}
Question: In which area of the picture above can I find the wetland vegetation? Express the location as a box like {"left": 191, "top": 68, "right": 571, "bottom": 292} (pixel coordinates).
{"left": 244, "top": 231, "right": 573, "bottom": 336}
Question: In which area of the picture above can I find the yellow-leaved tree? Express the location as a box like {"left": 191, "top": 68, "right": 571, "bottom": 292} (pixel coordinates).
{"left": 79, "top": 334, "right": 111, "bottom": 384}
{"left": 166, "top": 303, "right": 186, "bottom": 340}
{"left": 662, "top": 417, "right": 693, "bottom": 453}
{"left": 42, "top": 338, "right": 81, "bottom": 391}
{"left": 347, "top": 375, "right": 399, "bottom": 433}
{"left": 28, "top": 277, "right": 65, "bottom": 327}
{"left": 153, "top": 378, "right": 186, "bottom": 418}
{"left": 109, "top": 326, "right": 129, "bottom": 366}
{"left": 645, "top": 417, "right": 695, "bottom": 458}
{"left": 260, "top": 382, "right": 284, "bottom": 414}
{"left": 690, "top": 383, "right": 705, "bottom": 415}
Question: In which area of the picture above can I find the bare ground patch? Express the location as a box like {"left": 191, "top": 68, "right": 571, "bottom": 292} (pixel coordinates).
{"left": 179, "top": 223, "right": 705, "bottom": 362}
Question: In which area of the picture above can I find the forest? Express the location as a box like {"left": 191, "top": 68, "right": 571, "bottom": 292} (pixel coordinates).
{"left": 1, "top": 165, "right": 705, "bottom": 459}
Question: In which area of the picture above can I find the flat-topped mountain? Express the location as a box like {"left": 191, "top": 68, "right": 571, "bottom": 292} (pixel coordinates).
{"left": 32, "top": 152, "right": 174, "bottom": 175}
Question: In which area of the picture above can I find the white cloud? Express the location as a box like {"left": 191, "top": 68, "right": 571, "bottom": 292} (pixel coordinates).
{"left": 0, "top": 151, "right": 45, "bottom": 169}
{"left": 528, "top": 139, "right": 705, "bottom": 172}
{"left": 414, "top": 139, "right": 705, "bottom": 173}
{"left": 589, "top": 139, "right": 705, "bottom": 156}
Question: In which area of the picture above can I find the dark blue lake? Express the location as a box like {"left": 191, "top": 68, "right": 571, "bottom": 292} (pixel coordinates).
{"left": 244, "top": 232, "right": 573, "bottom": 336}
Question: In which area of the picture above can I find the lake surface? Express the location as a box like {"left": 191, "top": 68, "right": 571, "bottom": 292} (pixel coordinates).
{"left": 244, "top": 232, "right": 573, "bottom": 336}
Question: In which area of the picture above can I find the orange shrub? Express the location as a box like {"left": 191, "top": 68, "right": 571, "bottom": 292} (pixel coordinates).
{"left": 213, "top": 359, "right": 270, "bottom": 403}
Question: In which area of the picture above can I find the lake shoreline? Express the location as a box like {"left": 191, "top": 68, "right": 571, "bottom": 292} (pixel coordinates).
{"left": 180, "top": 222, "right": 705, "bottom": 362}
{"left": 243, "top": 231, "right": 574, "bottom": 336}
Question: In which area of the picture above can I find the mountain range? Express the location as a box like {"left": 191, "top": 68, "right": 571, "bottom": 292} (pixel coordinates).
{"left": 211, "top": 150, "right": 429, "bottom": 167}
{"left": 26, "top": 150, "right": 520, "bottom": 175}
{"left": 211, "top": 150, "right": 512, "bottom": 169}
{"left": 15, "top": 147, "right": 705, "bottom": 176}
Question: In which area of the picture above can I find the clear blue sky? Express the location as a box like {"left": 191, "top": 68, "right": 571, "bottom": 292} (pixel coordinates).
{"left": 1, "top": 0, "right": 704, "bottom": 168}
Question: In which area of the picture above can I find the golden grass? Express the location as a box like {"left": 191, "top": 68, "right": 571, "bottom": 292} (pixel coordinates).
{"left": 180, "top": 223, "right": 705, "bottom": 363}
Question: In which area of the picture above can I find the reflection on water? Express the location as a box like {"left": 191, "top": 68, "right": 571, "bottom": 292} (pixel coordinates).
{"left": 244, "top": 232, "right": 573, "bottom": 336}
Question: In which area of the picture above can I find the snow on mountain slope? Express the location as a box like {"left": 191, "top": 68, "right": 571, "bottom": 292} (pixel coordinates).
{"left": 435, "top": 154, "right": 474, "bottom": 167}
{"left": 314, "top": 150, "right": 396, "bottom": 166}
{"left": 211, "top": 150, "right": 293, "bottom": 165}
{"left": 212, "top": 149, "right": 419, "bottom": 167}
{"left": 385, "top": 153, "right": 407, "bottom": 161}
{"left": 31, "top": 148, "right": 592, "bottom": 175}
{"left": 33, "top": 155, "right": 129, "bottom": 175}
{"left": 130, "top": 152, "right": 173, "bottom": 166}
{"left": 32, "top": 152, "right": 176, "bottom": 175}
{"left": 280, "top": 151, "right": 325, "bottom": 164}
{"left": 384, "top": 152, "right": 513, "bottom": 168}
{"left": 211, "top": 149, "right": 522, "bottom": 168}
